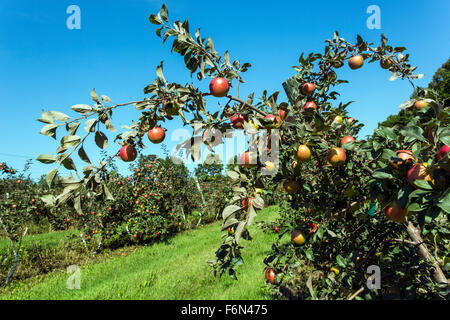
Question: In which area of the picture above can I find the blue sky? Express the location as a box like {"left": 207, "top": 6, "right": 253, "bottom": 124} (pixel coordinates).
{"left": 0, "top": 0, "right": 449, "bottom": 179}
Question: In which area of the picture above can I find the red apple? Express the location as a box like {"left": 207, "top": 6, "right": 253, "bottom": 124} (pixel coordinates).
{"left": 264, "top": 114, "right": 281, "bottom": 129}
{"left": 230, "top": 114, "right": 248, "bottom": 130}
{"left": 348, "top": 55, "right": 364, "bottom": 70}
{"left": 265, "top": 268, "right": 276, "bottom": 284}
{"left": 380, "top": 58, "right": 394, "bottom": 69}
{"left": 147, "top": 127, "right": 165, "bottom": 144}
{"left": 326, "top": 147, "right": 347, "bottom": 167}
{"left": 240, "top": 151, "right": 257, "bottom": 168}
{"left": 413, "top": 100, "right": 428, "bottom": 110}
{"left": 407, "top": 163, "right": 433, "bottom": 187}
{"left": 384, "top": 202, "right": 407, "bottom": 223}
{"left": 301, "top": 83, "right": 315, "bottom": 96}
{"left": 340, "top": 136, "right": 355, "bottom": 146}
{"left": 209, "top": 77, "right": 230, "bottom": 97}
{"left": 437, "top": 145, "right": 449, "bottom": 161}
{"left": 303, "top": 101, "right": 317, "bottom": 110}
{"left": 119, "top": 145, "right": 137, "bottom": 162}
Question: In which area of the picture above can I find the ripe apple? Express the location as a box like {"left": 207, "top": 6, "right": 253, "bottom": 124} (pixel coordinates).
{"left": 384, "top": 202, "right": 407, "bottom": 223}
{"left": 119, "top": 145, "right": 137, "bottom": 162}
{"left": 413, "top": 100, "right": 428, "bottom": 110}
{"left": 407, "top": 163, "right": 433, "bottom": 187}
{"left": 209, "top": 77, "right": 230, "bottom": 97}
{"left": 147, "top": 127, "right": 165, "bottom": 144}
{"left": 291, "top": 229, "right": 306, "bottom": 245}
{"left": 380, "top": 58, "right": 394, "bottom": 69}
{"left": 347, "top": 117, "right": 355, "bottom": 124}
{"left": 227, "top": 227, "right": 235, "bottom": 235}
{"left": 283, "top": 178, "right": 300, "bottom": 194}
{"left": 301, "top": 83, "right": 315, "bottom": 96}
{"left": 348, "top": 55, "right": 364, "bottom": 70}
{"left": 230, "top": 114, "right": 248, "bottom": 130}
{"left": 296, "top": 144, "right": 311, "bottom": 162}
{"left": 340, "top": 136, "right": 355, "bottom": 146}
{"left": 264, "top": 114, "right": 282, "bottom": 129}
{"left": 303, "top": 101, "right": 317, "bottom": 110}
{"left": 240, "top": 151, "right": 257, "bottom": 168}
{"left": 326, "top": 147, "right": 347, "bottom": 167}
{"left": 274, "top": 227, "right": 280, "bottom": 233}
{"left": 389, "top": 150, "right": 416, "bottom": 170}
{"left": 278, "top": 109, "right": 286, "bottom": 120}
{"left": 437, "top": 145, "right": 449, "bottom": 160}
{"left": 265, "top": 268, "right": 276, "bottom": 284}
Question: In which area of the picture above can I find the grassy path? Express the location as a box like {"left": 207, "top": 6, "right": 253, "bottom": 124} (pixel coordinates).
{"left": 0, "top": 206, "right": 279, "bottom": 300}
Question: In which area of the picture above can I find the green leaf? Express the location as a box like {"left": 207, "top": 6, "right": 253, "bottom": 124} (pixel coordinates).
{"left": 49, "top": 111, "right": 70, "bottom": 122}
{"left": 373, "top": 171, "right": 393, "bottom": 179}
{"left": 61, "top": 135, "right": 81, "bottom": 148}
{"left": 40, "top": 123, "right": 60, "bottom": 139}
{"left": 305, "top": 249, "right": 314, "bottom": 261}
{"left": 406, "top": 202, "right": 422, "bottom": 212}
{"left": 234, "top": 221, "right": 246, "bottom": 244}
{"left": 103, "top": 184, "right": 115, "bottom": 201}
{"left": 62, "top": 156, "right": 77, "bottom": 171}
{"left": 101, "top": 95, "right": 111, "bottom": 103}
{"left": 36, "top": 154, "right": 56, "bottom": 164}
{"left": 226, "top": 170, "right": 239, "bottom": 180}
{"left": 438, "top": 191, "right": 450, "bottom": 213}
{"left": 90, "top": 88, "right": 100, "bottom": 103}
{"left": 84, "top": 119, "right": 97, "bottom": 133}
{"left": 160, "top": 4, "right": 168, "bottom": 22}
{"left": 156, "top": 61, "right": 166, "bottom": 83}
{"left": 71, "top": 104, "right": 93, "bottom": 115}
{"left": 46, "top": 168, "right": 58, "bottom": 188}
{"left": 336, "top": 255, "right": 347, "bottom": 268}
{"left": 247, "top": 205, "right": 257, "bottom": 226}
{"left": 400, "top": 126, "right": 426, "bottom": 143}
{"left": 37, "top": 110, "right": 54, "bottom": 124}
{"left": 95, "top": 131, "right": 109, "bottom": 149}
{"left": 78, "top": 146, "right": 91, "bottom": 163}
{"left": 413, "top": 180, "right": 433, "bottom": 190}
{"left": 222, "top": 205, "right": 241, "bottom": 220}
{"left": 148, "top": 14, "right": 162, "bottom": 25}
{"left": 41, "top": 194, "right": 56, "bottom": 206}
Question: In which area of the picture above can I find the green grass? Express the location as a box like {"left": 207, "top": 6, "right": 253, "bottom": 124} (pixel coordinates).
{"left": 0, "top": 206, "right": 280, "bottom": 300}
{"left": 0, "top": 229, "right": 77, "bottom": 252}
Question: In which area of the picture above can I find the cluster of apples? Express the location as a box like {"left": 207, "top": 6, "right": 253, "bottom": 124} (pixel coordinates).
{"left": 119, "top": 127, "right": 166, "bottom": 163}
{"left": 119, "top": 77, "right": 231, "bottom": 162}
{"left": 0, "top": 162, "right": 15, "bottom": 174}
{"left": 384, "top": 145, "right": 449, "bottom": 223}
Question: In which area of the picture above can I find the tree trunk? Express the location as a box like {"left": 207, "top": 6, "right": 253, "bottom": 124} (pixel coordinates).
{"left": 406, "top": 222, "right": 448, "bottom": 286}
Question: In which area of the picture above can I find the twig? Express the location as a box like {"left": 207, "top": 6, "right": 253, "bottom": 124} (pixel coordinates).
{"left": 226, "top": 95, "right": 268, "bottom": 117}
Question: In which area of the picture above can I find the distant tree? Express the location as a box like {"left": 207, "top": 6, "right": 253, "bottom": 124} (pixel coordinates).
{"left": 411, "top": 58, "right": 450, "bottom": 102}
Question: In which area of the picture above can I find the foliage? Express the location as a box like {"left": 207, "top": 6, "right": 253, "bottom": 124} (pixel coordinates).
{"left": 31, "top": 4, "right": 448, "bottom": 300}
